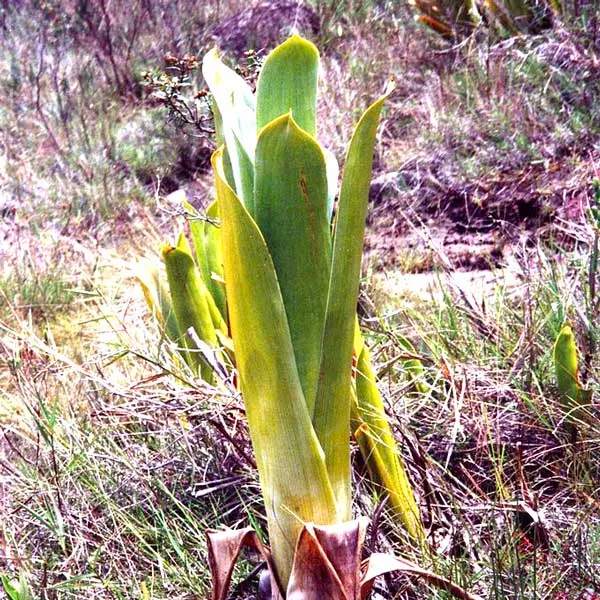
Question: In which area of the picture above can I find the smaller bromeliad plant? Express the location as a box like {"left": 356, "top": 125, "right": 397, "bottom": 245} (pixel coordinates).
{"left": 553, "top": 323, "right": 593, "bottom": 433}
{"left": 140, "top": 35, "right": 483, "bottom": 600}
{"left": 409, "top": 0, "right": 559, "bottom": 39}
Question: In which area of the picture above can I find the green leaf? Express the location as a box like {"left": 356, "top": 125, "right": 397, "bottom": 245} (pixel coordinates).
{"left": 0, "top": 574, "right": 31, "bottom": 600}
{"left": 254, "top": 113, "right": 331, "bottom": 410}
{"left": 256, "top": 35, "right": 319, "bottom": 137}
{"left": 187, "top": 200, "right": 227, "bottom": 322}
{"left": 203, "top": 49, "right": 256, "bottom": 209}
{"left": 204, "top": 201, "right": 227, "bottom": 320}
{"left": 162, "top": 240, "right": 219, "bottom": 381}
{"left": 553, "top": 322, "right": 588, "bottom": 427}
{"left": 136, "top": 259, "right": 181, "bottom": 345}
{"left": 1, "top": 575, "right": 21, "bottom": 600}
{"left": 211, "top": 95, "right": 226, "bottom": 149}
{"left": 176, "top": 233, "right": 227, "bottom": 336}
{"left": 211, "top": 98, "right": 236, "bottom": 193}
{"left": 554, "top": 323, "right": 580, "bottom": 405}
{"left": 313, "top": 81, "right": 395, "bottom": 518}
{"left": 214, "top": 148, "right": 338, "bottom": 589}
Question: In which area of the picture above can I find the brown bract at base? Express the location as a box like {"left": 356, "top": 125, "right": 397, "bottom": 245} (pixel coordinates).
{"left": 207, "top": 519, "right": 485, "bottom": 600}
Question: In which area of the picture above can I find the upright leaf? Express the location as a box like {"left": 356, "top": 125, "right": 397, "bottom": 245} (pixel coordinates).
{"left": 176, "top": 233, "right": 226, "bottom": 335}
{"left": 554, "top": 323, "right": 580, "bottom": 406}
{"left": 162, "top": 240, "right": 219, "bottom": 381}
{"left": 203, "top": 201, "right": 227, "bottom": 320}
{"left": 353, "top": 344, "right": 424, "bottom": 541}
{"left": 313, "top": 81, "right": 395, "bottom": 518}
{"left": 553, "top": 323, "right": 590, "bottom": 427}
{"left": 256, "top": 35, "right": 319, "bottom": 137}
{"left": 203, "top": 49, "right": 256, "bottom": 209}
{"left": 214, "top": 148, "right": 338, "bottom": 589}
{"left": 187, "top": 200, "right": 227, "bottom": 322}
{"left": 254, "top": 113, "right": 331, "bottom": 409}
{"left": 136, "top": 259, "right": 181, "bottom": 346}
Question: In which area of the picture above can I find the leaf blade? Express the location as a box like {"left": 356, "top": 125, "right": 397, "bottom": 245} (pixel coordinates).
{"left": 353, "top": 343, "right": 424, "bottom": 541}
{"left": 254, "top": 113, "right": 331, "bottom": 411}
{"left": 187, "top": 200, "right": 227, "bottom": 322}
{"left": 256, "top": 35, "right": 319, "bottom": 137}
{"left": 162, "top": 241, "right": 219, "bottom": 381}
{"left": 203, "top": 49, "right": 256, "bottom": 209}
{"left": 313, "top": 82, "right": 395, "bottom": 518}
{"left": 214, "top": 148, "right": 338, "bottom": 588}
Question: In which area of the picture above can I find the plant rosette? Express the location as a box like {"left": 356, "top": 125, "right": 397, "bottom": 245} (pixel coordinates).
{"left": 156, "top": 34, "right": 479, "bottom": 599}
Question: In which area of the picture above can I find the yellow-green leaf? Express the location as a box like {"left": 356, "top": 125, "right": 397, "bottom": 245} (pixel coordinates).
{"left": 187, "top": 200, "right": 227, "bottom": 323}
{"left": 136, "top": 259, "right": 181, "bottom": 346}
{"left": 553, "top": 323, "right": 589, "bottom": 427}
{"left": 203, "top": 49, "right": 255, "bottom": 208}
{"left": 554, "top": 323, "right": 580, "bottom": 405}
{"left": 354, "top": 344, "right": 424, "bottom": 541}
{"left": 162, "top": 241, "right": 219, "bottom": 382}
{"left": 313, "top": 81, "right": 395, "bottom": 518}
{"left": 214, "top": 147, "right": 338, "bottom": 589}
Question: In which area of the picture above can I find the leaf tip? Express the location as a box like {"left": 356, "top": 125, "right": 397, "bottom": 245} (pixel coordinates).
{"left": 160, "top": 243, "right": 175, "bottom": 261}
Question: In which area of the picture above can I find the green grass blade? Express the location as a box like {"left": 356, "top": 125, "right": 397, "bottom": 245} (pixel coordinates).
{"left": 396, "top": 334, "right": 430, "bottom": 395}
{"left": 214, "top": 148, "right": 338, "bottom": 588}
{"left": 256, "top": 35, "right": 319, "bottom": 137}
{"left": 313, "top": 82, "right": 395, "bottom": 518}
{"left": 254, "top": 113, "right": 331, "bottom": 410}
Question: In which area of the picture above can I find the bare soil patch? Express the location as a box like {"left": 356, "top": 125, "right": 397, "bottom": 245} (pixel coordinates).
{"left": 366, "top": 142, "right": 599, "bottom": 274}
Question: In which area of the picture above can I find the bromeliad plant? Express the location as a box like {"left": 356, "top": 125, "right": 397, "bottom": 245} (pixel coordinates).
{"left": 141, "top": 32, "right": 423, "bottom": 540}
{"left": 140, "top": 35, "right": 485, "bottom": 599}
{"left": 203, "top": 34, "right": 424, "bottom": 596}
